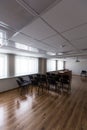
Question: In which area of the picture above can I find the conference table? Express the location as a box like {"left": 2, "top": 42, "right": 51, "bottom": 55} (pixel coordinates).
{"left": 58, "top": 70, "right": 72, "bottom": 79}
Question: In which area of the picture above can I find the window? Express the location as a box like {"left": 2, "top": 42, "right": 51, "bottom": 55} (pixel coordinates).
{"left": 57, "top": 60, "right": 64, "bottom": 70}
{"left": 28, "top": 58, "right": 38, "bottom": 74}
{"left": 46, "top": 52, "right": 56, "bottom": 56}
{"left": 0, "top": 54, "right": 7, "bottom": 77}
{"left": 47, "top": 59, "right": 56, "bottom": 72}
{"left": 15, "top": 56, "right": 38, "bottom": 75}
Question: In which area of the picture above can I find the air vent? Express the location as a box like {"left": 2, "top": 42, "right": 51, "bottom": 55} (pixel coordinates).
{"left": 62, "top": 50, "right": 73, "bottom": 54}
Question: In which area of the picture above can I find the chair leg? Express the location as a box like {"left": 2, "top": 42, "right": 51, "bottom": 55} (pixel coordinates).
{"left": 37, "top": 82, "right": 40, "bottom": 94}
{"left": 31, "top": 85, "right": 33, "bottom": 93}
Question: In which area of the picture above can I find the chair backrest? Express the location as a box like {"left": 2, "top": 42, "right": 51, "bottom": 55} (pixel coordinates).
{"left": 81, "top": 70, "right": 86, "bottom": 74}
{"left": 41, "top": 74, "right": 46, "bottom": 78}
{"left": 46, "top": 72, "right": 50, "bottom": 76}
{"left": 29, "top": 75, "right": 33, "bottom": 80}
{"left": 62, "top": 75, "right": 70, "bottom": 83}
{"left": 54, "top": 75, "right": 61, "bottom": 82}
{"left": 16, "top": 80, "right": 21, "bottom": 86}
{"left": 47, "top": 78, "right": 56, "bottom": 85}
{"left": 18, "top": 77, "right": 23, "bottom": 82}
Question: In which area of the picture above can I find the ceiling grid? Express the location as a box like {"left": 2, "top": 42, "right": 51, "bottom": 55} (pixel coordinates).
{"left": 0, "top": 0, "right": 87, "bottom": 59}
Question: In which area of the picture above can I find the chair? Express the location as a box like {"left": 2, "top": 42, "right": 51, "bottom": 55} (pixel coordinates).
{"left": 54, "top": 74, "right": 62, "bottom": 92}
{"left": 46, "top": 72, "right": 51, "bottom": 77}
{"left": 38, "top": 76, "right": 48, "bottom": 94}
{"left": 47, "top": 77, "right": 58, "bottom": 92}
{"left": 16, "top": 79, "right": 29, "bottom": 95}
{"left": 61, "top": 75, "right": 71, "bottom": 92}
{"left": 50, "top": 73, "right": 56, "bottom": 77}
{"left": 80, "top": 70, "right": 87, "bottom": 77}
{"left": 28, "top": 75, "right": 37, "bottom": 85}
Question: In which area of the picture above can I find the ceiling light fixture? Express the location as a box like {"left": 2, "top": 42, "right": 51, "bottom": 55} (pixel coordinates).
{"left": 47, "top": 52, "right": 56, "bottom": 56}
{"left": 58, "top": 52, "right": 63, "bottom": 55}
{"left": 15, "top": 42, "right": 28, "bottom": 50}
{"left": 28, "top": 47, "right": 39, "bottom": 52}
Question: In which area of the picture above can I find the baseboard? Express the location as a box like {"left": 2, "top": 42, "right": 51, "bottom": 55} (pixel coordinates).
{"left": 72, "top": 74, "right": 80, "bottom": 77}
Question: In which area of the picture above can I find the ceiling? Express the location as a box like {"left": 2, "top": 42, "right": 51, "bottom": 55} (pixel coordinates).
{"left": 0, "top": 0, "right": 87, "bottom": 59}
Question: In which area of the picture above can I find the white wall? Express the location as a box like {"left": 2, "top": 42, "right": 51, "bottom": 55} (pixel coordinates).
{"left": 65, "top": 60, "right": 87, "bottom": 75}
{"left": 0, "top": 78, "right": 18, "bottom": 92}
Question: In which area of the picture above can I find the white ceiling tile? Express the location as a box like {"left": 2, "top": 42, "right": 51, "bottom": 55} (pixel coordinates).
{"left": 42, "top": 0, "right": 87, "bottom": 32}
{"left": 10, "top": 33, "right": 33, "bottom": 45}
{"left": 0, "top": 0, "right": 34, "bottom": 30}
{"left": 43, "top": 34, "right": 67, "bottom": 47}
{"left": 11, "top": 32, "right": 75, "bottom": 53}
{"left": 30, "top": 39, "right": 57, "bottom": 52}
{"left": 62, "top": 24, "right": 87, "bottom": 41}
{"left": 57, "top": 44, "right": 75, "bottom": 53}
{"left": 21, "top": 18, "right": 56, "bottom": 40}
{"left": 1, "top": 0, "right": 87, "bottom": 58}
{"left": 71, "top": 37, "right": 87, "bottom": 49}
{"left": 24, "top": 0, "right": 57, "bottom": 14}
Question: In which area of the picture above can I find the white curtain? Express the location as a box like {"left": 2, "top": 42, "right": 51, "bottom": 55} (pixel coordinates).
{"left": 57, "top": 60, "right": 64, "bottom": 70}
{"left": 0, "top": 54, "right": 7, "bottom": 77}
{"left": 15, "top": 56, "right": 38, "bottom": 75}
{"left": 47, "top": 59, "right": 56, "bottom": 72}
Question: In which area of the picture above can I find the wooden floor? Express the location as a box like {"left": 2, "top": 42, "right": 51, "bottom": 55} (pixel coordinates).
{"left": 0, "top": 76, "right": 87, "bottom": 130}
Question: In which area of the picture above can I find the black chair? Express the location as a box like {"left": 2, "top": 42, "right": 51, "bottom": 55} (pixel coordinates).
{"left": 28, "top": 75, "right": 37, "bottom": 85}
{"left": 50, "top": 73, "right": 56, "bottom": 77}
{"left": 54, "top": 74, "right": 62, "bottom": 92}
{"left": 46, "top": 72, "right": 51, "bottom": 76}
{"left": 47, "top": 77, "right": 58, "bottom": 92}
{"left": 16, "top": 79, "right": 29, "bottom": 95}
{"left": 80, "top": 70, "right": 87, "bottom": 77}
{"left": 61, "top": 75, "right": 71, "bottom": 92}
{"left": 18, "top": 77, "right": 30, "bottom": 83}
{"left": 38, "top": 76, "right": 48, "bottom": 94}
{"left": 34, "top": 74, "right": 42, "bottom": 86}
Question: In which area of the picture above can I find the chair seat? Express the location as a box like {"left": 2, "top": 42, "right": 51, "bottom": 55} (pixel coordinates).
{"left": 20, "top": 82, "right": 29, "bottom": 87}
{"left": 81, "top": 70, "right": 87, "bottom": 77}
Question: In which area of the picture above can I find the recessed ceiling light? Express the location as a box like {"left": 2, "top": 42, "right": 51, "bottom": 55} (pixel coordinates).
{"left": 58, "top": 52, "right": 63, "bottom": 55}
{"left": 15, "top": 42, "right": 28, "bottom": 50}
{"left": 28, "top": 47, "right": 39, "bottom": 52}
{"left": 47, "top": 52, "right": 56, "bottom": 55}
